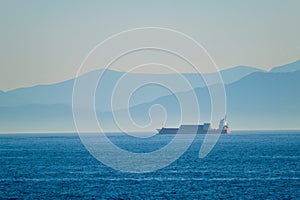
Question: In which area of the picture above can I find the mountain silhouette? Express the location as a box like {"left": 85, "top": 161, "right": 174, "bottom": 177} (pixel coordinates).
{"left": 0, "top": 60, "right": 299, "bottom": 132}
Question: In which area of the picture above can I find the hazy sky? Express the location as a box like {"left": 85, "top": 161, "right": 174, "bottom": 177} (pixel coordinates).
{"left": 1, "top": 0, "right": 300, "bottom": 91}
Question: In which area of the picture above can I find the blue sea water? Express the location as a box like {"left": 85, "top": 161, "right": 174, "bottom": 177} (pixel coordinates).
{"left": 0, "top": 131, "right": 299, "bottom": 199}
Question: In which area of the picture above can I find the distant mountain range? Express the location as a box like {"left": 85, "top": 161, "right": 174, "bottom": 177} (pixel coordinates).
{"left": 270, "top": 60, "right": 300, "bottom": 73}
{"left": 0, "top": 60, "right": 299, "bottom": 132}
{"left": 0, "top": 65, "right": 264, "bottom": 108}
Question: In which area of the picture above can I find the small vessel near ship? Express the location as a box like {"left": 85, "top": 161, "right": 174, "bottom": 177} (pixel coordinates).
{"left": 157, "top": 117, "right": 230, "bottom": 134}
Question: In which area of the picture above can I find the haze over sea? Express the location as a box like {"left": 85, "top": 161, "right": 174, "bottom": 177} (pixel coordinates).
{"left": 1, "top": 131, "right": 299, "bottom": 199}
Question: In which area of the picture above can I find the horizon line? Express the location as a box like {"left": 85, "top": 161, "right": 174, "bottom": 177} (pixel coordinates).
{"left": 1, "top": 129, "right": 300, "bottom": 134}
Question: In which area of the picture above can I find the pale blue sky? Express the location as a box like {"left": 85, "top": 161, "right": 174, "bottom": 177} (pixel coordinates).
{"left": 0, "top": 0, "right": 300, "bottom": 91}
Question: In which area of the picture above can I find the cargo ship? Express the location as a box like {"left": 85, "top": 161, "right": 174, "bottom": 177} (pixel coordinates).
{"left": 157, "top": 117, "right": 230, "bottom": 134}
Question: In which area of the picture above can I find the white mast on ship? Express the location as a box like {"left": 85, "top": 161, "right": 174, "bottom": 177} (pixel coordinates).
{"left": 218, "top": 116, "right": 228, "bottom": 130}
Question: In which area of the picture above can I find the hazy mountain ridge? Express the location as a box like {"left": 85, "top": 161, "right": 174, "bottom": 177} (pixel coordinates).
{"left": 0, "top": 60, "right": 299, "bottom": 132}
{"left": 124, "top": 69, "right": 300, "bottom": 130}
{"left": 270, "top": 59, "right": 300, "bottom": 73}
{"left": 0, "top": 65, "right": 263, "bottom": 108}
{"left": 226, "top": 70, "right": 300, "bottom": 129}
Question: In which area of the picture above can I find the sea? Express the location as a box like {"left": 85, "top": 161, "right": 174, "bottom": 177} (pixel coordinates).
{"left": 1, "top": 131, "right": 299, "bottom": 199}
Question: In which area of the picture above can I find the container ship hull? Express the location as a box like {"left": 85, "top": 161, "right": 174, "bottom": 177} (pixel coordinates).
{"left": 157, "top": 128, "right": 230, "bottom": 134}
{"left": 157, "top": 118, "right": 230, "bottom": 134}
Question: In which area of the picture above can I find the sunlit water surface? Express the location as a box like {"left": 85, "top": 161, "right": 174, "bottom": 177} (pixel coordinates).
{"left": 1, "top": 131, "right": 299, "bottom": 199}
